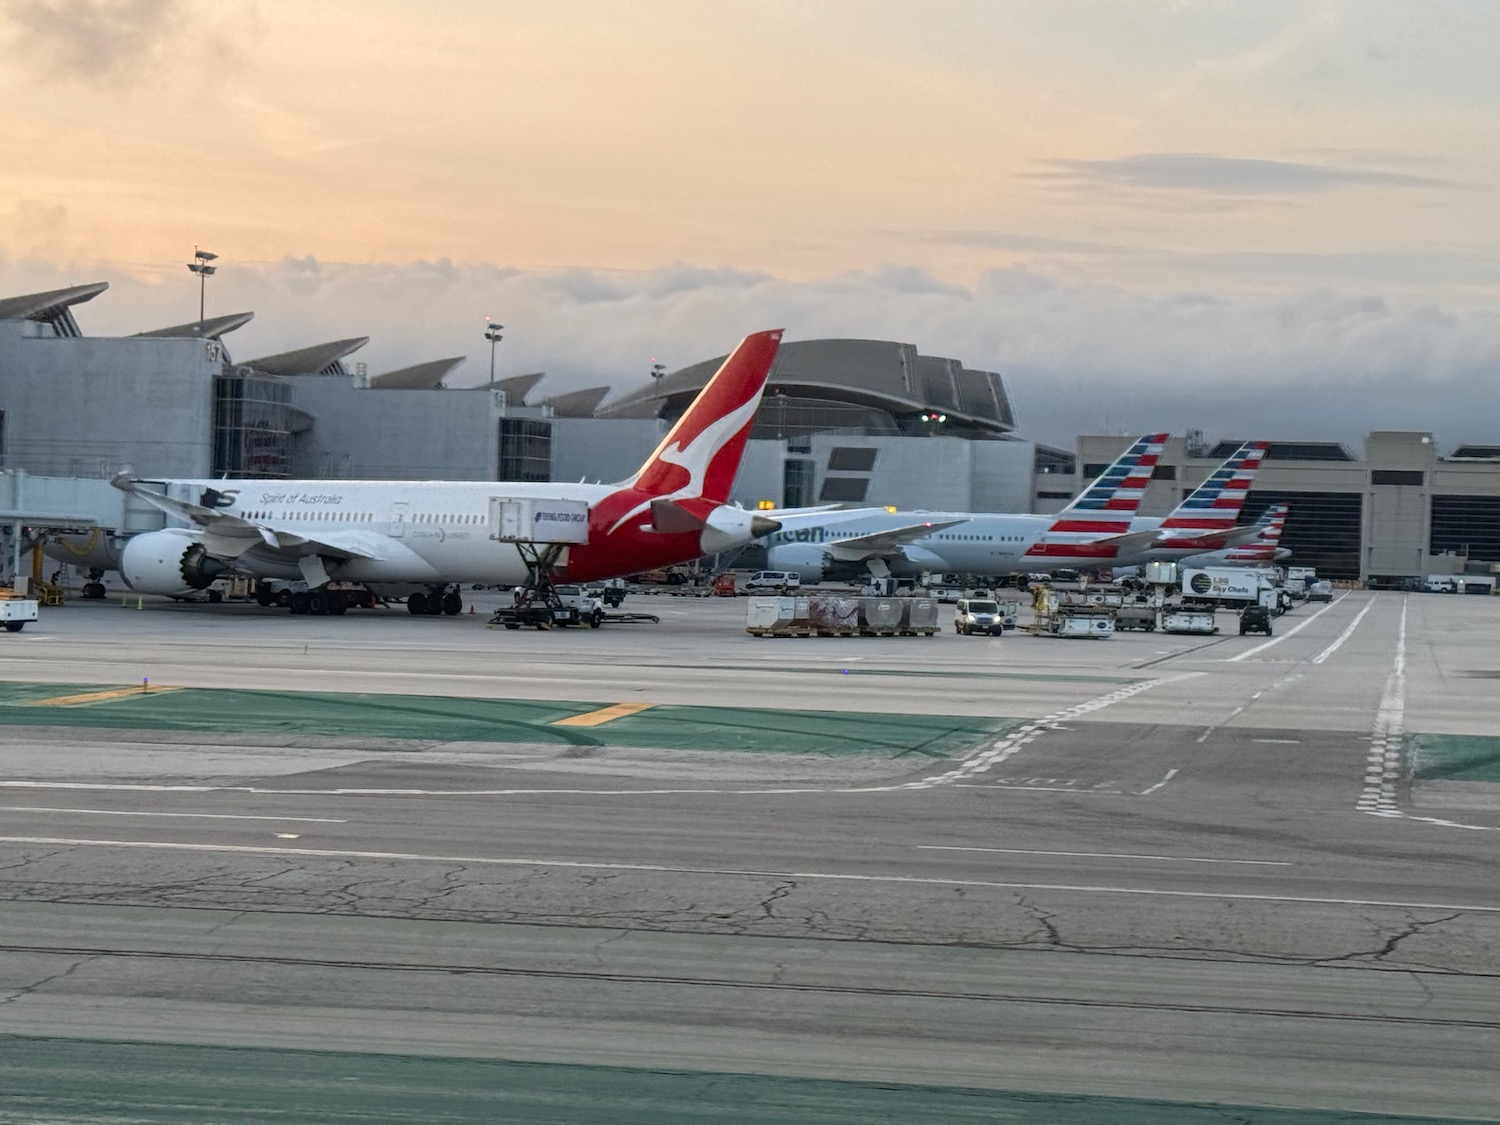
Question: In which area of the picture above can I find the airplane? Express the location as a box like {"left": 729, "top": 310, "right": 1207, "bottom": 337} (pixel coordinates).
{"left": 103, "top": 329, "right": 786, "bottom": 616}
{"left": 1132, "top": 441, "right": 1269, "bottom": 560}
{"left": 764, "top": 433, "right": 1171, "bottom": 582}
{"left": 1174, "top": 502, "right": 1290, "bottom": 567}
{"left": 763, "top": 436, "right": 1270, "bottom": 583}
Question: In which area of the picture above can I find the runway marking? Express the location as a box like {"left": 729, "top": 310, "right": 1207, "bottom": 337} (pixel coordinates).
{"left": 1356, "top": 599, "right": 1498, "bottom": 833}
{"left": 1312, "top": 599, "right": 1374, "bottom": 665}
{"left": 916, "top": 843, "right": 1287, "bottom": 866}
{"left": 551, "top": 702, "right": 654, "bottom": 727}
{"left": 1140, "top": 767, "right": 1179, "bottom": 796}
{"left": 1227, "top": 593, "right": 1348, "bottom": 661}
{"left": 888, "top": 675, "right": 1184, "bottom": 791}
{"left": 1253, "top": 738, "right": 1300, "bottom": 745}
{"left": 1359, "top": 598, "right": 1408, "bottom": 820}
{"left": 24, "top": 686, "right": 181, "bottom": 707}
{"left": 0, "top": 806, "right": 344, "bottom": 823}
{"left": 1, "top": 834, "right": 1494, "bottom": 914}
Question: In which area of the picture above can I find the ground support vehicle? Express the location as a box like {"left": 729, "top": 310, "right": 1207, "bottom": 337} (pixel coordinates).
{"left": 1114, "top": 604, "right": 1157, "bottom": 631}
{"left": 954, "top": 597, "right": 1006, "bottom": 636}
{"left": 1306, "top": 580, "right": 1335, "bottom": 602}
{"left": 1030, "top": 605, "right": 1114, "bottom": 639}
{"left": 0, "top": 591, "right": 38, "bottom": 632}
{"left": 743, "top": 570, "right": 802, "bottom": 594}
{"left": 1162, "top": 609, "right": 1219, "bottom": 635}
{"left": 1239, "top": 604, "right": 1273, "bottom": 636}
{"left": 489, "top": 582, "right": 658, "bottom": 630}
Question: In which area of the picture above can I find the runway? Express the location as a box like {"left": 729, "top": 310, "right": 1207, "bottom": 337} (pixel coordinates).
{"left": 1, "top": 590, "right": 1497, "bottom": 1121}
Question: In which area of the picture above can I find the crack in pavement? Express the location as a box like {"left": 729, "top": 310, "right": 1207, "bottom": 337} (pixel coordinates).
{"left": 1, "top": 955, "right": 92, "bottom": 1005}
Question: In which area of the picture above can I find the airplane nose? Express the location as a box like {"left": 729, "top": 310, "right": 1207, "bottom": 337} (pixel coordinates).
{"left": 750, "top": 515, "right": 782, "bottom": 538}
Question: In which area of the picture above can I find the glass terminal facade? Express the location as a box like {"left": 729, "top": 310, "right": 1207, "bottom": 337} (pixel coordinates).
{"left": 212, "top": 371, "right": 295, "bottom": 478}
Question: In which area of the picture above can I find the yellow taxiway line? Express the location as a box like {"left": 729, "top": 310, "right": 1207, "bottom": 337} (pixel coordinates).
{"left": 552, "top": 702, "right": 655, "bottom": 727}
{"left": 26, "top": 686, "right": 181, "bottom": 708}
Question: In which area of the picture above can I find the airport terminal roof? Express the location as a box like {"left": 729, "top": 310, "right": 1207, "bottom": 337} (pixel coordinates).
{"left": 540, "top": 386, "right": 612, "bottom": 418}
{"left": 369, "top": 357, "right": 466, "bottom": 390}
{"left": 490, "top": 372, "right": 547, "bottom": 403}
{"left": 244, "top": 338, "right": 370, "bottom": 377}
{"left": 598, "top": 338, "right": 1016, "bottom": 435}
{"left": 132, "top": 312, "right": 255, "bottom": 340}
{"left": 1208, "top": 439, "right": 1357, "bottom": 462}
{"left": 0, "top": 282, "right": 109, "bottom": 337}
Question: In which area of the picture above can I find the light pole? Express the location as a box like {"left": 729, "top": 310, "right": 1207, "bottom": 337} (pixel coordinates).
{"left": 186, "top": 246, "right": 218, "bottom": 322}
{"left": 650, "top": 361, "right": 666, "bottom": 381}
{"left": 484, "top": 320, "right": 504, "bottom": 384}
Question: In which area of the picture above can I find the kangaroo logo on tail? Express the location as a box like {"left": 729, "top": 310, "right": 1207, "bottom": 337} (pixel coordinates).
{"left": 606, "top": 329, "right": 783, "bottom": 534}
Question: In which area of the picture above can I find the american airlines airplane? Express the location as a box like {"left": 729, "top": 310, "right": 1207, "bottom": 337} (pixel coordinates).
{"left": 106, "top": 329, "right": 786, "bottom": 616}
{"left": 1175, "top": 502, "right": 1290, "bottom": 567}
{"left": 764, "top": 437, "right": 1269, "bottom": 583}
{"left": 765, "top": 433, "right": 1171, "bottom": 581}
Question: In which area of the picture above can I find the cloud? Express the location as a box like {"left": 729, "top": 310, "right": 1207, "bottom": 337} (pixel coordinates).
{"left": 1036, "top": 152, "right": 1458, "bottom": 198}
{"left": 0, "top": 0, "right": 247, "bottom": 87}
{"left": 4, "top": 253, "right": 1500, "bottom": 451}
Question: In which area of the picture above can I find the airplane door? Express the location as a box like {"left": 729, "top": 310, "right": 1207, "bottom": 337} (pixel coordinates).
{"left": 390, "top": 502, "right": 409, "bottom": 538}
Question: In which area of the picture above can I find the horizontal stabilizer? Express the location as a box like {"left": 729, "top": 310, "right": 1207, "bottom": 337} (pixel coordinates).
{"left": 651, "top": 498, "right": 708, "bottom": 534}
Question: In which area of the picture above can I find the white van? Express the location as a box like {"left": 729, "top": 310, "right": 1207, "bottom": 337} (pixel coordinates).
{"left": 744, "top": 570, "right": 802, "bottom": 593}
{"left": 1422, "top": 577, "right": 1458, "bottom": 594}
{"left": 954, "top": 597, "right": 1005, "bottom": 636}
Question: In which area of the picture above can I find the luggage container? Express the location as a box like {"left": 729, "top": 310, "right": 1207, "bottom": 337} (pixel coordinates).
{"left": 858, "top": 597, "right": 904, "bottom": 634}
{"left": 746, "top": 596, "right": 811, "bottom": 635}
{"left": 809, "top": 595, "right": 859, "bottom": 634}
{"left": 900, "top": 597, "right": 940, "bottom": 636}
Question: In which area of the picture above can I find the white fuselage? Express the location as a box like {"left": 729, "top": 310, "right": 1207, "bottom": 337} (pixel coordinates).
{"left": 163, "top": 478, "right": 616, "bottom": 586}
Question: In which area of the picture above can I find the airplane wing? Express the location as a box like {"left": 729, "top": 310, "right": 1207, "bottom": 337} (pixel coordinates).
{"left": 822, "top": 519, "right": 969, "bottom": 560}
{"left": 112, "top": 474, "right": 379, "bottom": 560}
{"left": 1077, "top": 529, "right": 1164, "bottom": 554}
{"left": 1158, "top": 524, "right": 1264, "bottom": 551}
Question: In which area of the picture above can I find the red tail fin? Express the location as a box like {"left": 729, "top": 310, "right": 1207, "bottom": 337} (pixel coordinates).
{"left": 630, "top": 329, "right": 783, "bottom": 502}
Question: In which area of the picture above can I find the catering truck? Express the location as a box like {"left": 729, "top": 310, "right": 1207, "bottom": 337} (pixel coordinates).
{"left": 1179, "top": 566, "right": 1282, "bottom": 612}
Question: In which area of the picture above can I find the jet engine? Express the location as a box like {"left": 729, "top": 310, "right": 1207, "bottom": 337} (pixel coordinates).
{"left": 765, "top": 543, "right": 834, "bottom": 583}
{"left": 118, "top": 531, "right": 229, "bottom": 597}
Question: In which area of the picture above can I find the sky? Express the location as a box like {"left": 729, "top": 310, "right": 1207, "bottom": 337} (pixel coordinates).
{"left": 3, "top": 0, "right": 1499, "bottom": 449}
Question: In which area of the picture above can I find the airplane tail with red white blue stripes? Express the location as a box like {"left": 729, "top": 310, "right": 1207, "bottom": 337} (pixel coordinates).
{"left": 1155, "top": 440, "right": 1269, "bottom": 549}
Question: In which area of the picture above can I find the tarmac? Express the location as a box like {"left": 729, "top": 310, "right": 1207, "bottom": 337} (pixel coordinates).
{"left": 0, "top": 588, "right": 1497, "bottom": 1122}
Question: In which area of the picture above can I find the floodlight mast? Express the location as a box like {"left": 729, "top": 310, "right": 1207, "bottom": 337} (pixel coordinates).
{"left": 186, "top": 245, "right": 219, "bottom": 322}
{"left": 484, "top": 319, "right": 504, "bottom": 383}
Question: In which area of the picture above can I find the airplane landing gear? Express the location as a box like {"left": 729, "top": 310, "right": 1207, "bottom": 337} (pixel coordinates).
{"left": 406, "top": 585, "right": 461, "bottom": 617}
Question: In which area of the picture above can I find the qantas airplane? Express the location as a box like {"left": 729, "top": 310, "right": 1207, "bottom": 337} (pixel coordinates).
{"left": 105, "top": 329, "right": 785, "bottom": 615}
{"left": 764, "top": 436, "right": 1269, "bottom": 583}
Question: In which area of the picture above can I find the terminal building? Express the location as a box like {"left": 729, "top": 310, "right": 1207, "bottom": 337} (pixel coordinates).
{"left": 2, "top": 279, "right": 1498, "bottom": 584}
{"left": 1075, "top": 432, "right": 1500, "bottom": 581}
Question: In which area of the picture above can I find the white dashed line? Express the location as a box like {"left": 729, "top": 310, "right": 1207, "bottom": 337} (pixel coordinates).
{"left": 1140, "top": 767, "right": 1179, "bottom": 796}
{"left": 883, "top": 676, "right": 1182, "bottom": 791}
